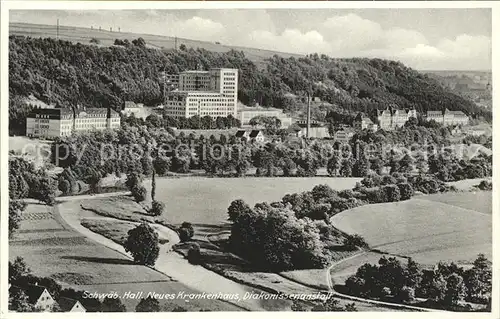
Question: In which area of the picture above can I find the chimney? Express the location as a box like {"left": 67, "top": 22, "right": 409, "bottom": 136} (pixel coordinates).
{"left": 306, "top": 92, "right": 311, "bottom": 138}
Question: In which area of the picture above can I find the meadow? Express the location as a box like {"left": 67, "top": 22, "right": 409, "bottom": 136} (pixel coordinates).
{"left": 9, "top": 202, "right": 241, "bottom": 311}
{"left": 331, "top": 193, "right": 492, "bottom": 266}
{"left": 142, "top": 177, "right": 361, "bottom": 225}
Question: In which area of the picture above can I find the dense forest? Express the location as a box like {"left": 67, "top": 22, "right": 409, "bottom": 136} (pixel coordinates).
{"left": 9, "top": 35, "right": 492, "bottom": 129}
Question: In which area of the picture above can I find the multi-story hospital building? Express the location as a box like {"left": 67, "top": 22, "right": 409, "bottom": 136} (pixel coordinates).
{"left": 162, "top": 68, "right": 238, "bottom": 119}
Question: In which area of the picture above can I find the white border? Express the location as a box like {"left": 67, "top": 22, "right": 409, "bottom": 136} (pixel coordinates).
{"left": 1, "top": 2, "right": 498, "bottom": 319}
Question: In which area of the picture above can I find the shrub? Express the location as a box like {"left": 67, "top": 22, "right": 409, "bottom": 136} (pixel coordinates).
{"left": 131, "top": 185, "right": 147, "bottom": 202}
{"left": 150, "top": 200, "right": 165, "bottom": 216}
{"left": 227, "top": 199, "right": 251, "bottom": 222}
{"left": 338, "top": 189, "right": 354, "bottom": 199}
{"left": 343, "top": 234, "right": 368, "bottom": 250}
{"left": 124, "top": 223, "right": 159, "bottom": 266}
{"left": 397, "top": 286, "right": 415, "bottom": 302}
{"left": 345, "top": 276, "right": 367, "bottom": 297}
{"left": 382, "top": 184, "right": 401, "bottom": 202}
{"left": 360, "top": 173, "right": 383, "bottom": 188}
{"left": 179, "top": 222, "right": 194, "bottom": 242}
{"left": 477, "top": 180, "right": 492, "bottom": 191}
{"left": 187, "top": 243, "right": 202, "bottom": 265}
{"left": 397, "top": 182, "right": 414, "bottom": 200}
{"left": 363, "top": 187, "right": 385, "bottom": 203}
{"left": 381, "top": 175, "right": 397, "bottom": 185}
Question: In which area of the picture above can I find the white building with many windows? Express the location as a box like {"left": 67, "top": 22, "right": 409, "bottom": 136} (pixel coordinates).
{"left": 26, "top": 107, "right": 120, "bottom": 139}
{"left": 163, "top": 68, "right": 238, "bottom": 119}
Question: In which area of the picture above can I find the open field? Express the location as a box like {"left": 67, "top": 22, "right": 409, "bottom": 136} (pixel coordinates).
{"left": 10, "top": 22, "right": 302, "bottom": 68}
{"left": 143, "top": 177, "right": 361, "bottom": 225}
{"left": 331, "top": 196, "right": 491, "bottom": 266}
{"left": 10, "top": 202, "right": 242, "bottom": 311}
{"left": 416, "top": 191, "right": 491, "bottom": 214}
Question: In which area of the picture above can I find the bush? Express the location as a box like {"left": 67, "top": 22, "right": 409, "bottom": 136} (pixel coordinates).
{"left": 131, "top": 185, "right": 147, "bottom": 202}
{"left": 345, "top": 276, "right": 367, "bottom": 297}
{"left": 360, "top": 173, "right": 383, "bottom": 188}
{"left": 124, "top": 223, "right": 159, "bottom": 266}
{"left": 477, "top": 180, "right": 492, "bottom": 191}
{"left": 397, "top": 182, "right": 414, "bottom": 200}
{"left": 150, "top": 200, "right": 165, "bottom": 216}
{"left": 397, "top": 286, "right": 415, "bottom": 302}
{"left": 363, "top": 187, "right": 385, "bottom": 203}
{"left": 187, "top": 243, "right": 202, "bottom": 265}
{"left": 338, "top": 189, "right": 354, "bottom": 199}
{"left": 343, "top": 234, "right": 368, "bottom": 250}
{"left": 179, "top": 222, "right": 194, "bottom": 242}
{"left": 381, "top": 175, "right": 397, "bottom": 185}
{"left": 382, "top": 184, "right": 401, "bottom": 202}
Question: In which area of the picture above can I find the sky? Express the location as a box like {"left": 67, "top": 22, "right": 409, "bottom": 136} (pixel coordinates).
{"left": 10, "top": 9, "right": 492, "bottom": 71}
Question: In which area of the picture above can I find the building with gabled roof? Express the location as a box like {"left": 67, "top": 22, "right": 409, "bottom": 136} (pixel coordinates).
{"left": 57, "top": 297, "right": 86, "bottom": 312}
{"left": 374, "top": 106, "right": 417, "bottom": 130}
{"left": 353, "top": 113, "right": 378, "bottom": 132}
{"left": 10, "top": 284, "right": 56, "bottom": 312}
{"left": 26, "top": 106, "right": 120, "bottom": 139}
{"left": 425, "top": 108, "right": 469, "bottom": 126}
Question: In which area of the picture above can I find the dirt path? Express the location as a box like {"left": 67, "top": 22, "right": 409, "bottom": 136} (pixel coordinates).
{"left": 57, "top": 199, "right": 281, "bottom": 311}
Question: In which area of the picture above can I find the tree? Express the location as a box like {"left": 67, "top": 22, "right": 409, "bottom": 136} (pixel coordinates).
{"left": 187, "top": 243, "right": 202, "bottom": 265}
{"left": 227, "top": 199, "right": 251, "bottom": 222}
{"left": 131, "top": 185, "right": 147, "bottom": 203}
{"left": 443, "top": 273, "right": 467, "bottom": 306}
{"left": 101, "top": 297, "right": 127, "bottom": 312}
{"left": 9, "top": 201, "right": 26, "bottom": 238}
{"left": 340, "top": 158, "right": 353, "bottom": 177}
{"left": 132, "top": 37, "right": 146, "bottom": 48}
{"left": 179, "top": 222, "right": 194, "bottom": 242}
{"left": 9, "top": 256, "right": 31, "bottom": 282}
{"left": 179, "top": 43, "right": 187, "bottom": 51}
{"left": 343, "top": 234, "right": 368, "bottom": 250}
{"left": 151, "top": 169, "right": 156, "bottom": 202}
{"left": 125, "top": 172, "right": 143, "bottom": 191}
{"left": 135, "top": 296, "right": 160, "bottom": 312}
{"left": 150, "top": 200, "right": 165, "bottom": 216}
{"left": 9, "top": 287, "right": 34, "bottom": 312}
{"left": 397, "top": 183, "right": 414, "bottom": 200}
{"left": 124, "top": 223, "right": 160, "bottom": 266}
{"left": 382, "top": 184, "right": 401, "bottom": 202}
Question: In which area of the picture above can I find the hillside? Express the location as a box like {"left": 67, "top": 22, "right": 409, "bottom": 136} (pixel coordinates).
{"left": 8, "top": 24, "right": 492, "bottom": 135}
{"left": 10, "top": 22, "right": 302, "bottom": 69}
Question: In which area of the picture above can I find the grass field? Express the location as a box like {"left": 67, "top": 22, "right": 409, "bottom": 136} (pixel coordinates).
{"left": 9, "top": 202, "right": 241, "bottom": 311}
{"left": 331, "top": 195, "right": 491, "bottom": 266}
{"left": 416, "top": 191, "right": 491, "bottom": 214}
{"left": 143, "top": 177, "right": 361, "bottom": 225}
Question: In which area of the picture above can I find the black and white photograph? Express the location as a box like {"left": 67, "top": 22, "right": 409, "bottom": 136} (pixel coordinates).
{"left": 1, "top": 2, "right": 497, "bottom": 315}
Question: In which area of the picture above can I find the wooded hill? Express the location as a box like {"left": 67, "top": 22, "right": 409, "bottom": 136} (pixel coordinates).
{"left": 9, "top": 35, "right": 491, "bottom": 132}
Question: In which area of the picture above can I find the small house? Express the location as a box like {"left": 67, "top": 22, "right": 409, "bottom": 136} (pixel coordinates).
{"left": 57, "top": 297, "right": 86, "bottom": 312}
{"left": 249, "top": 130, "right": 265, "bottom": 142}
{"left": 11, "top": 284, "right": 56, "bottom": 312}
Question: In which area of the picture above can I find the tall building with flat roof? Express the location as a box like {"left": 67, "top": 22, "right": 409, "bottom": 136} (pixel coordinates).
{"left": 163, "top": 68, "right": 238, "bottom": 119}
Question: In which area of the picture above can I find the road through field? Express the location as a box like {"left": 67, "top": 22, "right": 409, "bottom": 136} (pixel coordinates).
{"left": 57, "top": 197, "right": 289, "bottom": 311}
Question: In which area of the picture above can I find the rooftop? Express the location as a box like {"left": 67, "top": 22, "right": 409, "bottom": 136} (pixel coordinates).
{"left": 58, "top": 297, "right": 82, "bottom": 312}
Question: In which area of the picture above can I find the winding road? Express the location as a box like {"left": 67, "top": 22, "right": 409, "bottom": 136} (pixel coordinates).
{"left": 56, "top": 194, "right": 287, "bottom": 311}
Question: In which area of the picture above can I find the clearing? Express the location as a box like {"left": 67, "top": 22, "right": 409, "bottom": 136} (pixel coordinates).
{"left": 331, "top": 195, "right": 491, "bottom": 267}
{"left": 143, "top": 177, "right": 361, "bottom": 225}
